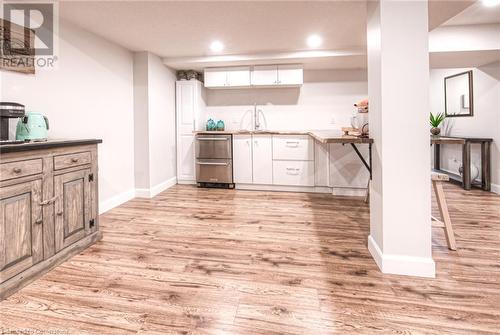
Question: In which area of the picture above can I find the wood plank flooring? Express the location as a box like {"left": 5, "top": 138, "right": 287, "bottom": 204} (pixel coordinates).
{"left": 1, "top": 183, "right": 500, "bottom": 334}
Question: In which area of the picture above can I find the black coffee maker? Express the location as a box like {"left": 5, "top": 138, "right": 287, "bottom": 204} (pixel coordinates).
{"left": 0, "top": 102, "right": 25, "bottom": 143}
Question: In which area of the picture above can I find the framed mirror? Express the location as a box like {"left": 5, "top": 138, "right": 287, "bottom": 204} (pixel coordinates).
{"left": 444, "top": 70, "right": 473, "bottom": 117}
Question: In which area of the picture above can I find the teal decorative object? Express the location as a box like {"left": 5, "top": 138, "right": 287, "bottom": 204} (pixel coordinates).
{"left": 16, "top": 112, "right": 49, "bottom": 141}
{"left": 206, "top": 119, "right": 216, "bottom": 131}
{"left": 216, "top": 120, "right": 225, "bottom": 131}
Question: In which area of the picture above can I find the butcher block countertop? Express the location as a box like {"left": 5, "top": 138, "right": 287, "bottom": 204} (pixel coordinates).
{"left": 193, "top": 130, "right": 374, "bottom": 144}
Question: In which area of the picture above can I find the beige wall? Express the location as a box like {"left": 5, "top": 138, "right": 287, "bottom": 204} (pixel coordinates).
{"left": 430, "top": 63, "right": 500, "bottom": 194}
{"left": 1, "top": 18, "right": 136, "bottom": 213}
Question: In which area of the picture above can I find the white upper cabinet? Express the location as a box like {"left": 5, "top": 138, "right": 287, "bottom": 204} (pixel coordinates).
{"left": 204, "top": 68, "right": 227, "bottom": 88}
{"left": 204, "top": 64, "right": 303, "bottom": 88}
{"left": 251, "top": 65, "right": 279, "bottom": 86}
{"left": 277, "top": 64, "right": 303, "bottom": 86}
{"left": 226, "top": 67, "right": 251, "bottom": 87}
{"left": 251, "top": 64, "right": 303, "bottom": 87}
{"left": 204, "top": 67, "right": 250, "bottom": 88}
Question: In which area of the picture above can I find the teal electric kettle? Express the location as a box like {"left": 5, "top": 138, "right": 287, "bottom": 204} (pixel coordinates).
{"left": 16, "top": 112, "right": 49, "bottom": 141}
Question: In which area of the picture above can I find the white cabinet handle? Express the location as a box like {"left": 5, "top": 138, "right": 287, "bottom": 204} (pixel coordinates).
{"left": 285, "top": 141, "right": 299, "bottom": 147}
{"left": 286, "top": 167, "right": 300, "bottom": 175}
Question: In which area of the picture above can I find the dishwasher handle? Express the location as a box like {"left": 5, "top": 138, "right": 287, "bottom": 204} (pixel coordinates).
{"left": 196, "top": 161, "right": 229, "bottom": 166}
{"left": 197, "top": 137, "right": 229, "bottom": 141}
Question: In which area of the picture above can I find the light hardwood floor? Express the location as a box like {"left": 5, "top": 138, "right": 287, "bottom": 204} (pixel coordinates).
{"left": 1, "top": 183, "right": 500, "bottom": 334}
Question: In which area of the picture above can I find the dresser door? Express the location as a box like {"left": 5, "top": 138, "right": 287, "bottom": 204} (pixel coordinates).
{"left": 0, "top": 179, "right": 43, "bottom": 283}
{"left": 54, "top": 169, "right": 90, "bottom": 252}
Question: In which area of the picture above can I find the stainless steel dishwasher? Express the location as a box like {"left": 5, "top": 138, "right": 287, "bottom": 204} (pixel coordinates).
{"left": 195, "top": 134, "right": 234, "bottom": 188}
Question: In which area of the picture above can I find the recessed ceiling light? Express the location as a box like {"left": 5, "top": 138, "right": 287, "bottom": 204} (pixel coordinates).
{"left": 307, "top": 34, "right": 323, "bottom": 48}
{"left": 482, "top": 0, "right": 500, "bottom": 7}
{"left": 210, "top": 40, "right": 224, "bottom": 52}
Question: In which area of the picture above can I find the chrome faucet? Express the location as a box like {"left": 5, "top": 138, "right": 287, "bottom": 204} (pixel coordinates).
{"left": 254, "top": 103, "right": 261, "bottom": 130}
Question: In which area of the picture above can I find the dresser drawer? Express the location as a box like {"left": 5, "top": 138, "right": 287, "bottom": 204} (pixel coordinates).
{"left": 273, "top": 160, "right": 314, "bottom": 186}
{"left": 273, "top": 135, "right": 314, "bottom": 161}
{"left": 54, "top": 151, "right": 91, "bottom": 170}
{"left": 0, "top": 158, "right": 43, "bottom": 181}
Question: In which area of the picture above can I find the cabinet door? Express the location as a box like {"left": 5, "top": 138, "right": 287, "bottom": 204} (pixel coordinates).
{"left": 227, "top": 67, "right": 250, "bottom": 87}
{"left": 54, "top": 169, "right": 90, "bottom": 252}
{"left": 277, "top": 64, "right": 303, "bottom": 86}
{"left": 252, "top": 135, "right": 273, "bottom": 184}
{"left": 233, "top": 135, "right": 253, "bottom": 184}
{"left": 0, "top": 179, "right": 43, "bottom": 283}
{"left": 273, "top": 160, "right": 314, "bottom": 186}
{"left": 251, "top": 65, "right": 278, "bottom": 86}
{"left": 204, "top": 68, "right": 228, "bottom": 88}
{"left": 178, "top": 134, "right": 196, "bottom": 181}
{"left": 176, "top": 81, "right": 195, "bottom": 133}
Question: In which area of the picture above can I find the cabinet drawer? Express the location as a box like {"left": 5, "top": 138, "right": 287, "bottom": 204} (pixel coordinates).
{"left": 273, "top": 135, "right": 313, "bottom": 161}
{"left": 54, "top": 151, "right": 91, "bottom": 170}
{"left": 0, "top": 158, "right": 43, "bottom": 181}
{"left": 273, "top": 160, "right": 314, "bottom": 186}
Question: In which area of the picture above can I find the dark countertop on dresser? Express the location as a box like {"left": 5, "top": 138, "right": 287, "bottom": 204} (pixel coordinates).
{"left": 0, "top": 139, "right": 102, "bottom": 154}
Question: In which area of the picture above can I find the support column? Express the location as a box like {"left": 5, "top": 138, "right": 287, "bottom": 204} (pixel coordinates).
{"left": 367, "top": 0, "right": 435, "bottom": 277}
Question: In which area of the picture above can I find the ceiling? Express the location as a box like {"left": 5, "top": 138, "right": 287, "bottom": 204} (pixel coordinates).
{"left": 60, "top": 1, "right": 367, "bottom": 58}
{"left": 59, "top": 1, "right": 486, "bottom": 70}
{"left": 443, "top": 1, "right": 500, "bottom": 25}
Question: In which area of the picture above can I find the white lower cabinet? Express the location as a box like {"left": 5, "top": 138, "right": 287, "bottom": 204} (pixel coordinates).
{"left": 273, "top": 135, "right": 314, "bottom": 161}
{"left": 252, "top": 135, "right": 273, "bottom": 184}
{"left": 233, "top": 134, "right": 316, "bottom": 187}
{"left": 233, "top": 135, "right": 253, "bottom": 183}
{"left": 233, "top": 134, "right": 273, "bottom": 184}
{"left": 272, "top": 160, "right": 314, "bottom": 186}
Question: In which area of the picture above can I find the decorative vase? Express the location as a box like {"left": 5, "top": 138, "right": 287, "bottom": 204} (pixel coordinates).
{"left": 206, "top": 119, "right": 216, "bottom": 131}
{"left": 430, "top": 127, "right": 441, "bottom": 136}
{"left": 216, "top": 120, "right": 225, "bottom": 131}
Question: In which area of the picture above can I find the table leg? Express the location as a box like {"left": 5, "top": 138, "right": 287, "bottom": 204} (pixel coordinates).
{"left": 434, "top": 143, "right": 441, "bottom": 170}
{"left": 481, "top": 142, "right": 491, "bottom": 191}
{"left": 462, "top": 141, "right": 471, "bottom": 190}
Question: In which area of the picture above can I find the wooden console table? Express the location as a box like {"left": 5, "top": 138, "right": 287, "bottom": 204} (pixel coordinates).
{"left": 431, "top": 136, "right": 493, "bottom": 191}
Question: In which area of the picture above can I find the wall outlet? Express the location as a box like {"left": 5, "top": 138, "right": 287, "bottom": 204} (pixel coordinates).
{"left": 330, "top": 117, "right": 336, "bottom": 125}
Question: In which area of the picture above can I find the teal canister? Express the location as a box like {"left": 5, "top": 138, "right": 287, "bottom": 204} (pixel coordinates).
{"left": 216, "top": 120, "right": 225, "bottom": 131}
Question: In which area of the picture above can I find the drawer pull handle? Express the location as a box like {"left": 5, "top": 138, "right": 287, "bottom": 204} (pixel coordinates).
{"left": 57, "top": 211, "right": 63, "bottom": 216}
{"left": 196, "top": 162, "right": 229, "bottom": 166}
{"left": 71, "top": 158, "right": 79, "bottom": 163}
{"left": 197, "top": 137, "right": 228, "bottom": 141}
{"left": 40, "top": 196, "right": 57, "bottom": 206}
{"left": 35, "top": 219, "right": 43, "bottom": 225}
{"left": 12, "top": 167, "right": 22, "bottom": 174}
{"left": 285, "top": 141, "right": 299, "bottom": 147}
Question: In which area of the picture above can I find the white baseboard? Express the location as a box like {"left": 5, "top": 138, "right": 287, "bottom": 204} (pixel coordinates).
{"left": 491, "top": 183, "right": 500, "bottom": 195}
{"left": 235, "top": 183, "right": 366, "bottom": 196}
{"left": 332, "top": 187, "right": 367, "bottom": 197}
{"left": 136, "top": 176, "right": 177, "bottom": 198}
{"left": 177, "top": 179, "right": 196, "bottom": 185}
{"left": 99, "top": 189, "right": 135, "bottom": 215}
{"left": 236, "top": 183, "right": 330, "bottom": 193}
{"left": 368, "top": 235, "right": 436, "bottom": 278}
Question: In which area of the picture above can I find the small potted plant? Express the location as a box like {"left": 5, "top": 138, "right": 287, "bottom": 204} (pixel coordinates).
{"left": 430, "top": 112, "right": 445, "bottom": 136}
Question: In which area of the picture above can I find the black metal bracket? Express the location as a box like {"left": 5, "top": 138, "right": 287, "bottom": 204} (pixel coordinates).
{"left": 343, "top": 143, "right": 372, "bottom": 180}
